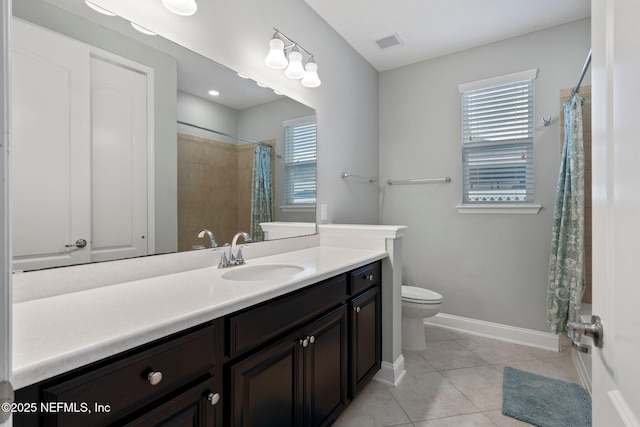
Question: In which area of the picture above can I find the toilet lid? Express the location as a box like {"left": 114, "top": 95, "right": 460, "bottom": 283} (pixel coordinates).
{"left": 402, "top": 286, "right": 443, "bottom": 303}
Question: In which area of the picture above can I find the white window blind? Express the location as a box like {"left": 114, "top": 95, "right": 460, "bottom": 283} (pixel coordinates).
{"left": 460, "top": 70, "right": 536, "bottom": 204}
{"left": 284, "top": 117, "right": 317, "bottom": 206}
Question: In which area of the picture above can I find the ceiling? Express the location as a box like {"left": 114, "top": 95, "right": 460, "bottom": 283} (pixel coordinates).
{"left": 304, "top": 0, "right": 591, "bottom": 72}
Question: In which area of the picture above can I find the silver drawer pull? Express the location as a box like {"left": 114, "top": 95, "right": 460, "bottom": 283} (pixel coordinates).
{"left": 208, "top": 392, "right": 220, "bottom": 406}
{"left": 147, "top": 371, "right": 163, "bottom": 386}
{"left": 354, "top": 306, "right": 361, "bottom": 313}
{"left": 363, "top": 274, "right": 374, "bottom": 281}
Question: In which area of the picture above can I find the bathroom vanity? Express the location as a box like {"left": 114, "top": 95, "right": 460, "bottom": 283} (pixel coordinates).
{"left": 11, "top": 249, "right": 383, "bottom": 426}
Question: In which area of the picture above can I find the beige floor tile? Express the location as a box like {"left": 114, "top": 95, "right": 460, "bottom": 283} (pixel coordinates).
{"left": 413, "top": 413, "right": 498, "bottom": 426}
{"left": 332, "top": 380, "right": 411, "bottom": 427}
{"left": 456, "top": 337, "right": 537, "bottom": 364}
{"left": 418, "top": 340, "right": 490, "bottom": 371}
{"left": 440, "top": 365, "right": 504, "bottom": 411}
{"left": 484, "top": 409, "right": 534, "bottom": 426}
{"left": 389, "top": 371, "right": 480, "bottom": 422}
{"left": 403, "top": 350, "right": 437, "bottom": 375}
{"left": 424, "top": 325, "right": 456, "bottom": 342}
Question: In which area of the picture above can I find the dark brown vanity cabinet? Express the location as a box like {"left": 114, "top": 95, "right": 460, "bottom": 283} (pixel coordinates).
{"left": 14, "top": 260, "right": 382, "bottom": 427}
{"left": 14, "top": 321, "right": 223, "bottom": 427}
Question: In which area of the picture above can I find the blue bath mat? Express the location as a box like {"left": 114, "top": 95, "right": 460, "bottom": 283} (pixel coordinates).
{"left": 502, "top": 367, "right": 591, "bottom": 427}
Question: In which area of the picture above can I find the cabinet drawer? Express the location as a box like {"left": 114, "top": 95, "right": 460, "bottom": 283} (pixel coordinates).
{"left": 228, "top": 274, "right": 347, "bottom": 359}
{"left": 42, "top": 324, "right": 217, "bottom": 427}
{"left": 349, "top": 262, "right": 381, "bottom": 295}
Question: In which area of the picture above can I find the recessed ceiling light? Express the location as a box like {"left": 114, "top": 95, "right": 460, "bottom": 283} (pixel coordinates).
{"left": 85, "top": 0, "right": 116, "bottom": 16}
{"left": 208, "top": 90, "right": 220, "bottom": 96}
{"left": 256, "top": 82, "right": 268, "bottom": 88}
{"left": 237, "top": 73, "right": 250, "bottom": 79}
{"left": 162, "top": 0, "right": 198, "bottom": 16}
{"left": 130, "top": 22, "right": 157, "bottom": 36}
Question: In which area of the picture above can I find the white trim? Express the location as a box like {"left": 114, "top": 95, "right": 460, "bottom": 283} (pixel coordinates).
{"left": 608, "top": 390, "right": 640, "bottom": 427}
{"left": 373, "top": 354, "right": 406, "bottom": 387}
{"left": 280, "top": 205, "right": 315, "bottom": 213}
{"left": 571, "top": 348, "right": 592, "bottom": 398}
{"left": 282, "top": 114, "right": 316, "bottom": 127}
{"left": 424, "top": 313, "right": 559, "bottom": 351}
{"left": 456, "top": 204, "right": 542, "bottom": 214}
{"left": 458, "top": 68, "right": 538, "bottom": 92}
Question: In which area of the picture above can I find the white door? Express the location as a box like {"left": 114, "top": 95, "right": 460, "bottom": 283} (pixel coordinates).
{"left": 10, "top": 19, "right": 91, "bottom": 270}
{"left": 591, "top": 0, "right": 640, "bottom": 425}
{"left": 89, "top": 55, "right": 149, "bottom": 262}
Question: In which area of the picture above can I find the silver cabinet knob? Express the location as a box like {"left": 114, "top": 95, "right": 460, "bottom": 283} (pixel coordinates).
{"left": 207, "top": 392, "right": 220, "bottom": 406}
{"left": 354, "top": 306, "right": 361, "bottom": 313}
{"left": 147, "top": 371, "right": 163, "bottom": 386}
{"left": 309, "top": 335, "right": 315, "bottom": 344}
{"left": 300, "top": 337, "right": 309, "bottom": 347}
{"left": 363, "top": 274, "right": 374, "bottom": 281}
{"left": 65, "top": 239, "right": 87, "bottom": 248}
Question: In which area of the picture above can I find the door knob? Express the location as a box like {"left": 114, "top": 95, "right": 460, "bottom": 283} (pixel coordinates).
{"left": 567, "top": 315, "right": 604, "bottom": 352}
{"left": 65, "top": 239, "right": 87, "bottom": 248}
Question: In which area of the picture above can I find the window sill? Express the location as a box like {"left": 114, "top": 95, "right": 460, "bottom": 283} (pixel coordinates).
{"left": 456, "top": 204, "right": 542, "bottom": 215}
{"left": 280, "top": 205, "right": 316, "bottom": 213}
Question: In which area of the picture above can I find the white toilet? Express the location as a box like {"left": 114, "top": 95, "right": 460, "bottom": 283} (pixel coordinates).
{"left": 402, "top": 285, "right": 443, "bottom": 350}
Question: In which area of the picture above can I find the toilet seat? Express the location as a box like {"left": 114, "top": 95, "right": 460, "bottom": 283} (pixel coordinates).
{"left": 402, "top": 285, "right": 443, "bottom": 304}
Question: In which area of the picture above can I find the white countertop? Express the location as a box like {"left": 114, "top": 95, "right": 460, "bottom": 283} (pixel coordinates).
{"left": 12, "top": 246, "right": 387, "bottom": 389}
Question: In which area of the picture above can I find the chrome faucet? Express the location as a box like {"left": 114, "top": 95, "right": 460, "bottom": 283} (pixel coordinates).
{"left": 197, "top": 229, "right": 217, "bottom": 248}
{"left": 229, "top": 232, "right": 252, "bottom": 266}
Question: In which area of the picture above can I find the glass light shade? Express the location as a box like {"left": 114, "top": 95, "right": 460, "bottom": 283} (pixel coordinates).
{"left": 162, "top": 0, "right": 198, "bottom": 16}
{"left": 85, "top": 1, "right": 116, "bottom": 16}
{"left": 265, "top": 37, "right": 288, "bottom": 69}
{"left": 284, "top": 49, "right": 305, "bottom": 79}
{"left": 301, "top": 60, "right": 321, "bottom": 88}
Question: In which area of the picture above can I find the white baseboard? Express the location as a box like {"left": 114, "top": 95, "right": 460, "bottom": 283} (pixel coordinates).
{"left": 571, "top": 348, "right": 592, "bottom": 398}
{"left": 424, "top": 313, "right": 560, "bottom": 352}
{"left": 373, "top": 354, "right": 406, "bottom": 387}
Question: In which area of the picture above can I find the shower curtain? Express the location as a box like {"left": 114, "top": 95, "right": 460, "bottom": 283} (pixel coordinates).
{"left": 547, "top": 94, "right": 586, "bottom": 333}
{"left": 250, "top": 145, "right": 273, "bottom": 242}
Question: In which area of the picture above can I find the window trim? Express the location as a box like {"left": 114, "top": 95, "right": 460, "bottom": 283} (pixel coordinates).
{"left": 457, "top": 69, "right": 541, "bottom": 214}
{"left": 282, "top": 115, "right": 317, "bottom": 209}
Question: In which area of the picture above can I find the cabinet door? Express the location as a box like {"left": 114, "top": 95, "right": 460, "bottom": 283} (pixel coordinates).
{"left": 350, "top": 286, "right": 381, "bottom": 397}
{"left": 229, "top": 331, "right": 304, "bottom": 427}
{"left": 303, "top": 305, "right": 348, "bottom": 427}
{"left": 124, "top": 376, "right": 219, "bottom": 427}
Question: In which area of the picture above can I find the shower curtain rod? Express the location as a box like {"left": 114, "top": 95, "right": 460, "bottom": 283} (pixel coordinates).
{"left": 177, "top": 120, "right": 271, "bottom": 147}
{"left": 571, "top": 49, "right": 592, "bottom": 98}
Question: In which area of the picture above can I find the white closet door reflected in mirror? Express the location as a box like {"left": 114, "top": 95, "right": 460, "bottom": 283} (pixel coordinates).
{"left": 11, "top": 19, "right": 152, "bottom": 271}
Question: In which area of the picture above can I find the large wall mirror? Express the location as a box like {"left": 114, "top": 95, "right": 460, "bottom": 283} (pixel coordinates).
{"left": 11, "top": 0, "right": 317, "bottom": 272}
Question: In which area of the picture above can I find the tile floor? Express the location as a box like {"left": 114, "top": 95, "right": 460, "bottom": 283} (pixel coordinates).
{"left": 334, "top": 324, "right": 581, "bottom": 426}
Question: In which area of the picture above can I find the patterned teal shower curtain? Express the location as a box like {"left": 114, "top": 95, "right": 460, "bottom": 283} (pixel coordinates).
{"left": 250, "top": 145, "right": 273, "bottom": 242}
{"left": 547, "top": 94, "right": 586, "bottom": 333}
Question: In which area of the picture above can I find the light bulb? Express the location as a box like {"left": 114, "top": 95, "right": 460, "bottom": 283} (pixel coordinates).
{"left": 265, "top": 36, "right": 288, "bottom": 69}
{"left": 162, "top": 0, "right": 198, "bottom": 16}
{"left": 285, "top": 48, "right": 305, "bottom": 79}
{"left": 301, "top": 59, "right": 321, "bottom": 88}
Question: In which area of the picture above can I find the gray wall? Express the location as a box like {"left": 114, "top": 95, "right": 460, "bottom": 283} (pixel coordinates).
{"left": 93, "top": 0, "right": 381, "bottom": 226}
{"left": 379, "top": 19, "right": 591, "bottom": 332}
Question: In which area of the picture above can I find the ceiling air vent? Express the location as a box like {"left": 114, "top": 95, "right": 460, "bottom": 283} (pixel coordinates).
{"left": 374, "top": 33, "right": 403, "bottom": 50}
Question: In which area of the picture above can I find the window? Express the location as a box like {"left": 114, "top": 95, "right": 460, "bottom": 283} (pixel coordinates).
{"left": 458, "top": 70, "right": 539, "bottom": 211}
{"left": 283, "top": 116, "right": 317, "bottom": 208}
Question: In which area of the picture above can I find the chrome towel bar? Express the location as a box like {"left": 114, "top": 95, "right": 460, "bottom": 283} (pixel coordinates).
{"left": 387, "top": 177, "right": 451, "bottom": 185}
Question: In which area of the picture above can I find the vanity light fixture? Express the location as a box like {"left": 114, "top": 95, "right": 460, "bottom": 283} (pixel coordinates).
{"left": 85, "top": 1, "right": 116, "bottom": 16}
{"left": 162, "top": 0, "right": 198, "bottom": 16}
{"left": 265, "top": 29, "right": 321, "bottom": 88}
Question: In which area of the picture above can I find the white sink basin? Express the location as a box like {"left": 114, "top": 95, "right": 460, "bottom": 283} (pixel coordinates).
{"left": 221, "top": 264, "right": 305, "bottom": 282}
